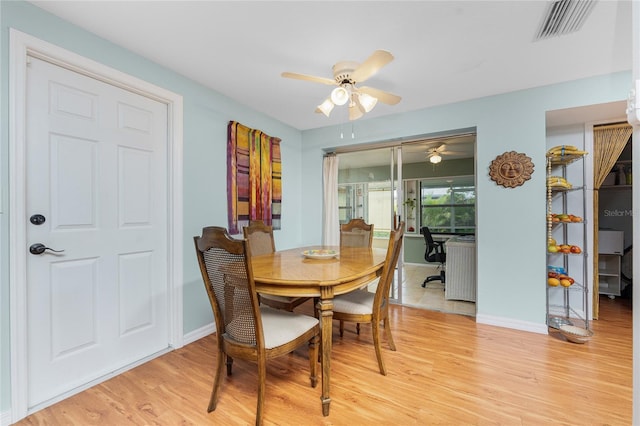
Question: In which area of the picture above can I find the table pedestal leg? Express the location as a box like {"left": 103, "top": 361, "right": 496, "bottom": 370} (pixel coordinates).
{"left": 318, "top": 291, "right": 333, "bottom": 416}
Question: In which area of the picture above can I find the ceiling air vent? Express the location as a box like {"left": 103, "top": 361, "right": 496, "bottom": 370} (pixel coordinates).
{"left": 535, "top": 0, "right": 597, "bottom": 40}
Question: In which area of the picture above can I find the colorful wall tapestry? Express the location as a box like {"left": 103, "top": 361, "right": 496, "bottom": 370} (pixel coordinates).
{"left": 227, "top": 121, "right": 282, "bottom": 234}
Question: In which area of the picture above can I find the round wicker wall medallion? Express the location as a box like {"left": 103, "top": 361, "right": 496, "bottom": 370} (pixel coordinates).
{"left": 489, "top": 151, "right": 534, "bottom": 188}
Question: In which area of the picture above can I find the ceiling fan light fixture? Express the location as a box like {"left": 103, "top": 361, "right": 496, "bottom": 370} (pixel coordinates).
{"left": 357, "top": 92, "right": 378, "bottom": 113}
{"left": 282, "top": 50, "right": 400, "bottom": 120}
{"left": 429, "top": 154, "right": 442, "bottom": 164}
{"left": 331, "top": 86, "right": 350, "bottom": 106}
{"left": 316, "top": 98, "right": 334, "bottom": 117}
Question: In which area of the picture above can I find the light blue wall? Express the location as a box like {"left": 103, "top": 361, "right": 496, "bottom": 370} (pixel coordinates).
{"left": 300, "top": 72, "right": 630, "bottom": 327}
{"left": 0, "top": 1, "right": 304, "bottom": 412}
{"left": 0, "top": 0, "right": 632, "bottom": 417}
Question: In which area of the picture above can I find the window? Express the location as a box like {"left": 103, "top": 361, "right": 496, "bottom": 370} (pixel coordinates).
{"left": 337, "top": 185, "right": 354, "bottom": 224}
{"left": 420, "top": 176, "right": 475, "bottom": 234}
{"left": 367, "top": 181, "right": 393, "bottom": 238}
{"left": 338, "top": 181, "right": 393, "bottom": 238}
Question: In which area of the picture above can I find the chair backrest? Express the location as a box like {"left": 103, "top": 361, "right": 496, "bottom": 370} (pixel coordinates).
{"left": 194, "top": 226, "right": 264, "bottom": 348}
{"left": 340, "top": 218, "right": 374, "bottom": 248}
{"left": 421, "top": 226, "right": 437, "bottom": 256}
{"left": 373, "top": 221, "right": 405, "bottom": 318}
{"left": 421, "top": 226, "right": 445, "bottom": 263}
{"left": 243, "top": 220, "right": 276, "bottom": 256}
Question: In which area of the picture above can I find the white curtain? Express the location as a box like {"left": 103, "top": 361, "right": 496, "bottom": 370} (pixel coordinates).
{"left": 322, "top": 154, "right": 340, "bottom": 246}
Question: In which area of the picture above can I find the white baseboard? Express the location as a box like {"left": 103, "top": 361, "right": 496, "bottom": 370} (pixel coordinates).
{"left": 183, "top": 322, "right": 216, "bottom": 345}
{"left": 476, "top": 313, "right": 548, "bottom": 334}
{"left": 1, "top": 410, "right": 12, "bottom": 426}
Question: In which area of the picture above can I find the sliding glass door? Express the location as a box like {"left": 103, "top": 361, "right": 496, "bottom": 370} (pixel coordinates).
{"left": 337, "top": 146, "right": 404, "bottom": 302}
{"left": 331, "top": 132, "right": 476, "bottom": 310}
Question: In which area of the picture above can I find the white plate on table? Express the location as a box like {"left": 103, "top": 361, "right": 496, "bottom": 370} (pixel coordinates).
{"left": 302, "top": 249, "right": 339, "bottom": 260}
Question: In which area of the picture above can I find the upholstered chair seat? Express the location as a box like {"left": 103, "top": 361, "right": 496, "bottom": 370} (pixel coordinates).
{"left": 332, "top": 222, "right": 405, "bottom": 376}
{"left": 194, "top": 226, "right": 319, "bottom": 425}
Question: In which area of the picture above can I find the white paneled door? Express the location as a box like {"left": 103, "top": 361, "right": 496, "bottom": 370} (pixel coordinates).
{"left": 25, "top": 56, "right": 169, "bottom": 407}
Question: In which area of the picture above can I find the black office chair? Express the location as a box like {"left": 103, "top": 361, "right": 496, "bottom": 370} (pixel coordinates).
{"left": 421, "top": 226, "right": 446, "bottom": 287}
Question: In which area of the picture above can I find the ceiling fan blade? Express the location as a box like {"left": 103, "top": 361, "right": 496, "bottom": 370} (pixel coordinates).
{"left": 349, "top": 103, "right": 364, "bottom": 121}
{"left": 358, "top": 86, "right": 401, "bottom": 105}
{"left": 440, "top": 150, "right": 469, "bottom": 156}
{"left": 423, "top": 140, "right": 443, "bottom": 149}
{"left": 351, "top": 50, "right": 394, "bottom": 83}
{"left": 281, "top": 72, "right": 336, "bottom": 86}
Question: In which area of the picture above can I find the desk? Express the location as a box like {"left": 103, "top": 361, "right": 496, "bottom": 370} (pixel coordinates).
{"left": 250, "top": 245, "right": 387, "bottom": 416}
{"left": 445, "top": 237, "right": 476, "bottom": 302}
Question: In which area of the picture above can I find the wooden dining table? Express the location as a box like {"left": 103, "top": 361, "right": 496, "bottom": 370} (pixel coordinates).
{"left": 250, "top": 245, "right": 387, "bottom": 416}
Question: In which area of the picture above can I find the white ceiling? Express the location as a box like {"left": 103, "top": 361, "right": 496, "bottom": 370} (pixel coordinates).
{"left": 30, "top": 1, "right": 631, "bottom": 133}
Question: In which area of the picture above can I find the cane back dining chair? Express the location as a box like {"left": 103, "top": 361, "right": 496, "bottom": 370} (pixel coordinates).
{"left": 194, "top": 226, "right": 319, "bottom": 425}
{"left": 339, "top": 218, "right": 375, "bottom": 334}
{"left": 331, "top": 221, "right": 405, "bottom": 376}
{"left": 421, "top": 226, "right": 446, "bottom": 287}
{"left": 340, "top": 218, "right": 374, "bottom": 248}
{"left": 243, "top": 220, "right": 311, "bottom": 311}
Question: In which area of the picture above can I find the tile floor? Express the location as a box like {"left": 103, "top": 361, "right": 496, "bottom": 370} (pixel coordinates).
{"left": 397, "top": 263, "right": 476, "bottom": 316}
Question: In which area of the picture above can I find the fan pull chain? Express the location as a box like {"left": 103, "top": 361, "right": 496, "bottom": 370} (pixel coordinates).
{"left": 338, "top": 114, "right": 356, "bottom": 139}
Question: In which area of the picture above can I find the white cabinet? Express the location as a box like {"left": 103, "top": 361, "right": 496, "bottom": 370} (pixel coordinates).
{"left": 598, "top": 229, "right": 624, "bottom": 298}
{"left": 598, "top": 229, "right": 623, "bottom": 255}
{"left": 598, "top": 254, "right": 621, "bottom": 298}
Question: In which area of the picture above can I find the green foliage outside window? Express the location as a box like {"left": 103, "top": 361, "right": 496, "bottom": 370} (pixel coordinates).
{"left": 420, "top": 182, "right": 476, "bottom": 234}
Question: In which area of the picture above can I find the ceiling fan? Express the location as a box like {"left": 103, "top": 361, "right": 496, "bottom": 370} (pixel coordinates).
{"left": 426, "top": 143, "right": 467, "bottom": 164}
{"left": 281, "top": 50, "right": 401, "bottom": 121}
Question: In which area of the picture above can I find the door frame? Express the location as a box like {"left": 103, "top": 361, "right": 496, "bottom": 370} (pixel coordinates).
{"left": 9, "top": 29, "right": 184, "bottom": 420}
{"left": 394, "top": 146, "right": 404, "bottom": 302}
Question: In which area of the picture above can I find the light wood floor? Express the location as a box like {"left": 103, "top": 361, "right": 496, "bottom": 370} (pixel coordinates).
{"left": 16, "top": 295, "right": 632, "bottom": 425}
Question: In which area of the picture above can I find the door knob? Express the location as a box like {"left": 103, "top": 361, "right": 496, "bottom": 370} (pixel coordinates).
{"left": 29, "top": 243, "right": 65, "bottom": 255}
{"left": 30, "top": 214, "right": 46, "bottom": 225}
